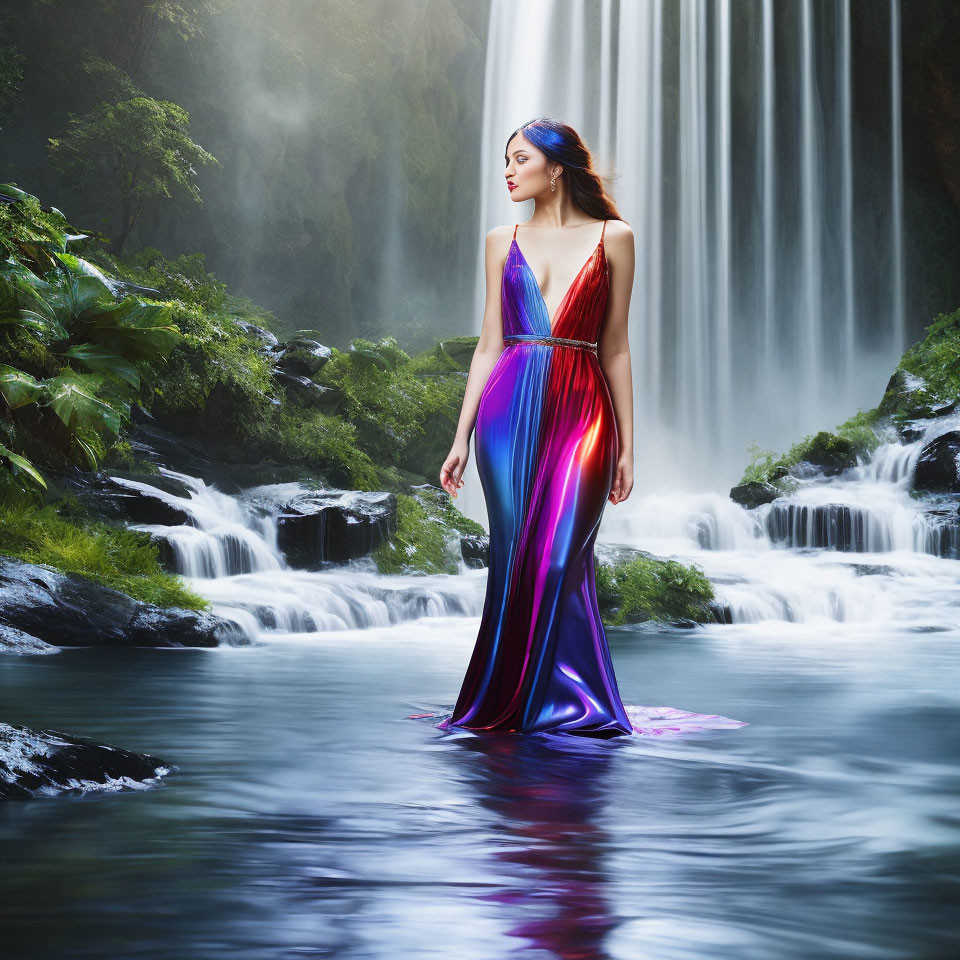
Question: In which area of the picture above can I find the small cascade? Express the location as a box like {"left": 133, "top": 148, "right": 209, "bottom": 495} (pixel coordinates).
{"left": 110, "top": 405, "right": 959, "bottom": 638}
{"left": 599, "top": 425, "right": 960, "bottom": 627}
{"left": 757, "top": 410, "right": 960, "bottom": 557}
{"left": 760, "top": 480, "right": 951, "bottom": 555}
{"left": 113, "top": 470, "right": 284, "bottom": 577}
{"left": 116, "top": 467, "right": 483, "bottom": 644}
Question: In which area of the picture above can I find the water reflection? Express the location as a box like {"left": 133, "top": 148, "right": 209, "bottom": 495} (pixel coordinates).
{"left": 1, "top": 623, "right": 958, "bottom": 958}
{"left": 448, "top": 731, "right": 627, "bottom": 959}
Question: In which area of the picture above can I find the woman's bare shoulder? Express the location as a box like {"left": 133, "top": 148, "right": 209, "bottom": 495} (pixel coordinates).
{"left": 485, "top": 223, "right": 516, "bottom": 242}
{"left": 484, "top": 224, "right": 517, "bottom": 263}
{"left": 603, "top": 218, "right": 634, "bottom": 240}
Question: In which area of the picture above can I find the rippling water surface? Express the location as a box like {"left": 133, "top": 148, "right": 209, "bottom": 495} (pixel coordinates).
{"left": 2, "top": 615, "right": 958, "bottom": 959}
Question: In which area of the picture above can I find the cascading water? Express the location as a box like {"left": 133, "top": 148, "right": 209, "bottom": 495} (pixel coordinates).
{"left": 113, "top": 468, "right": 483, "bottom": 644}
{"left": 104, "top": 1, "right": 953, "bottom": 643}
{"left": 469, "top": 0, "right": 907, "bottom": 502}
{"left": 449, "top": 0, "right": 960, "bottom": 634}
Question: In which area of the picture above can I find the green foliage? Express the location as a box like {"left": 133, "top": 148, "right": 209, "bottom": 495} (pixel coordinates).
{"left": 368, "top": 486, "right": 481, "bottom": 575}
{"left": 879, "top": 306, "right": 960, "bottom": 420}
{"left": 95, "top": 246, "right": 230, "bottom": 313}
{"left": 408, "top": 482, "right": 485, "bottom": 537}
{"left": 69, "top": 245, "right": 288, "bottom": 455}
{"left": 0, "top": 182, "right": 82, "bottom": 274}
{"left": 318, "top": 335, "right": 464, "bottom": 478}
{"left": 406, "top": 336, "right": 477, "bottom": 375}
{"left": 0, "top": 187, "right": 183, "bottom": 500}
{"left": 102, "top": 437, "right": 159, "bottom": 473}
{"left": 371, "top": 492, "right": 460, "bottom": 575}
{"left": 0, "top": 499, "right": 209, "bottom": 610}
{"left": 47, "top": 96, "right": 218, "bottom": 254}
{"left": 739, "top": 418, "right": 884, "bottom": 489}
{"left": 148, "top": 300, "right": 275, "bottom": 440}
{"left": 246, "top": 403, "right": 381, "bottom": 490}
{"left": 595, "top": 555, "right": 716, "bottom": 624}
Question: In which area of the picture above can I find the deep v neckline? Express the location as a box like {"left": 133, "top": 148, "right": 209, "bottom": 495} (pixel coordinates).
{"left": 511, "top": 221, "right": 607, "bottom": 336}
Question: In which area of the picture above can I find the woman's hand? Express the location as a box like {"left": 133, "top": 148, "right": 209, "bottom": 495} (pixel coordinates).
{"left": 608, "top": 453, "right": 633, "bottom": 504}
{"left": 440, "top": 438, "right": 469, "bottom": 499}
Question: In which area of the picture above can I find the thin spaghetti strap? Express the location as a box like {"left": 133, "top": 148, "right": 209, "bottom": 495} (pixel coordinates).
{"left": 600, "top": 219, "right": 606, "bottom": 242}
{"left": 513, "top": 223, "right": 518, "bottom": 240}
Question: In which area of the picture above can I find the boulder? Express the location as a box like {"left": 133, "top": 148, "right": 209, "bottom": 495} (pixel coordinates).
{"left": 459, "top": 533, "right": 489, "bottom": 569}
{"left": 235, "top": 320, "right": 279, "bottom": 349}
{"left": 0, "top": 721, "right": 173, "bottom": 800}
{"left": 57, "top": 470, "right": 196, "bottom": 527}
{"left": 274, "top": 489, "right": 398, "bottom": 567}
{"left": 912, "top": 430, "right": 960, "bottom": 493}
{"left": 272, "top": 371, "right": 344, "bottom": 412}
{"left": 0, "top": 556, "right": 248, "bottom": 651}
{"left": 270, "top": 336, "right": 333, "bottom": 377}
{"left": 729, "top": 480, "right": 782, "bottom": 509}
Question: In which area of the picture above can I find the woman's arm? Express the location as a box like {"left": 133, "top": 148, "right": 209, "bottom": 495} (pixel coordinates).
{"left": 597, "top": 220, "right": 635, "bottom": 504}
{"left": 440, "top": 227, "right": 510, "bottom": 498}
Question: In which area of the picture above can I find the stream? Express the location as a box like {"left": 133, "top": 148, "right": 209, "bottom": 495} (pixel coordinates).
{"left": 2, "top": 424, "right": 959, "bottom": 958}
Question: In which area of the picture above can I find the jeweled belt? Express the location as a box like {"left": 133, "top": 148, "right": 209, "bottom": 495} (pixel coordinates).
{"left": 503, "top": 334, "right": 598, "bottom": 353}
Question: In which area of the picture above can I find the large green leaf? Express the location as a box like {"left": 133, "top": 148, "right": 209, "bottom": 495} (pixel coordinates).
{"left": 0, "top": 263, "right": 68, "bottom": 338}
{"left": 53, "top": 252, "right": 121, "bottom": 293}
{"left": 61, "top": 343, "right": 141, "bottom": 388}
{"left": 0, "top": 364, "right": 44, "bottom": 409}
{"left": 42, "top": 370, "right": 123, "bottom": 436}
{"left": 0, "top": 441, "right": 47, "bottom": 489}
{"left": 84, "top": 300, "right": 182, "bottom": 360}
{"left": 0, "top": 309, "right": 49, "bottom": 333}
{"left": 48, "top": 272, "right": 117, "bottom": 322}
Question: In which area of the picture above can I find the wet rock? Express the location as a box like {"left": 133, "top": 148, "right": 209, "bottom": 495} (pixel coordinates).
{"left": 57, "top": 469, "right": 195, "bottom": 527}
{"left": 0, "top": 721, "right": 173, "bottom": 800}
{"left": 270, "top": 335, "right": 333, "bottom": 377}
{"left": 705, "top": 600, "right": 733, "bottom": 624}
{"left": 912, "top": 430, "right": 960, "bottom": 493}
{"left": 0, "top": 556, "right": 248, "bottom": 650}
{"left": 272, "top": 371, "right": 343, "bottom": 412}
{"left": 235, "top": 320, "right": 279, "bottom": 349}
{"left": 729, "top": 480, "right": 782, "bottom": 509}
{"left": 459, "top": 533, "right": 489, "bottom": 569}
{"left": 120, "top": 416, "right": 323, "bottom": 491}
{"left": 0, "top": 622, "right": 58, "bottom": 655}
{"left": 274, "top": 489, "right": 398, "bottom": 567}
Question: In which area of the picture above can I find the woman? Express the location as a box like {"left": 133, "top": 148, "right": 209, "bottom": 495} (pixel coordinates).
{"left": 438, "top": 117, "right": 638, "bottom": 737}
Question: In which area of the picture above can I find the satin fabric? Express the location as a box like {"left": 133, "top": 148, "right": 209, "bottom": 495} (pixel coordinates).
{"left": 444, "top": 220, "right": 634, "bottom": 738}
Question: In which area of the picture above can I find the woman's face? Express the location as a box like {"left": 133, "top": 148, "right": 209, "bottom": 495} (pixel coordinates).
{"left": 504, "top": 131, "right": 557, "bottom": 202}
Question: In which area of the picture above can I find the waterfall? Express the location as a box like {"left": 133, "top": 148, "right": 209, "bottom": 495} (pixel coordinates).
{"left": 113, "top": 468, "right": 483, "bottom": 643}
{"left": 460, "top": 0, "right": 908, "bottom": 530}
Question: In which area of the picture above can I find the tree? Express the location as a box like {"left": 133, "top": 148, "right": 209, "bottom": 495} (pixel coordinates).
{"left": 47, "top": 96, "right": 218, "bottom": 255}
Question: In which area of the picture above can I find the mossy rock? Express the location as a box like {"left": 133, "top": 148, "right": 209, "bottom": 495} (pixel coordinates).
{"left": 436, "top": 337, "right": 479, "bottom": 370}
{"left": 347, "top": 336, "right": 411, "bottom": 372}
{"left": 595, "top": 554, "right": 716, "bottom": 625}
{"left": 798, "top": 430, "right": 859, "bottom": 475}
{"left": 878, "top": 306, "right": 960, "bottom": 424}
{"left": 371, "top": 486, "right": 484, "bottom": 574}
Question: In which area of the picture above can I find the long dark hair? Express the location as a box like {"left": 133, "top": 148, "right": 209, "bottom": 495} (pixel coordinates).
{"left": 505, "top": 117, "right": 626, "bottom": 223}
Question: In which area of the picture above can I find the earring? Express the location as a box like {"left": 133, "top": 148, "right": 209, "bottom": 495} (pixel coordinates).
{"left": 550, "top": 174, "right": 557, "bottom": 192}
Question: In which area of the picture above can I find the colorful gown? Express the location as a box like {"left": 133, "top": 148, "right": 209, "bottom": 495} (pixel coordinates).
{"left": 407, "top": 220, "right": 748, "bottom": 739}
{"left": 445, "top": 218, "right": 632, "bottom": 737}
